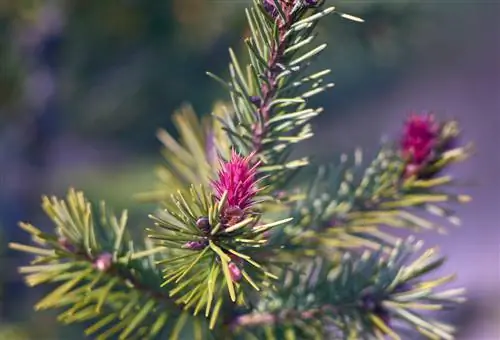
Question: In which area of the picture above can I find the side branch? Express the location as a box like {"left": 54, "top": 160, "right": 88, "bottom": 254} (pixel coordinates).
{"left": 61, "top": 243, "right": 176, "bottom": 305}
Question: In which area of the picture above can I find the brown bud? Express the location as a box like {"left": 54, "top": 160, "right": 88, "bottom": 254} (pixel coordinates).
{"left": 183, "top": 239, "right": 208, "bottom": 250}
{"left": 223, "top": 206, "right": 245, "bottom": 227}
{"left": 196, "top": 217, "right": 211, "bottom": 234}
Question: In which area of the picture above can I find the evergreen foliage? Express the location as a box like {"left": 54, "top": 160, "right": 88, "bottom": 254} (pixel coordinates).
{"left": 10, "top": 1, "right": 473, "bottom": 339}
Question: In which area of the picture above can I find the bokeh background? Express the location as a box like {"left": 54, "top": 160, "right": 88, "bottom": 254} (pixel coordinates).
{"left": 0, "top": 0, "right": 498, "bottom": 339}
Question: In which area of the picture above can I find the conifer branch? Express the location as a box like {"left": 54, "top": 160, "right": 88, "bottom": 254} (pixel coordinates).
{"left": 233, "top": 238, "right": 465, "bottom": 339}
{"left": 250, "top": 0, "right": 299, "bottom": 155}
{"left": 10, "top": 190, "right": 207, "bottom": 339}
{"left": 135, "top": 103, "right": 232, "bottom": 203}
{"left": 209, "top": 0, "right": 363, "bottom": 191}
{"left": 274, "top": 117, "right": 472, "bottom": 256}
{"left": 9, "top": 1, "right": 474, "bottom": 339}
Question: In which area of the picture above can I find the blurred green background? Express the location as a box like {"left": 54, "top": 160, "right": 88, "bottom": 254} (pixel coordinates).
{"left": 1, "top": 1, "right": 498, "bottom": 339}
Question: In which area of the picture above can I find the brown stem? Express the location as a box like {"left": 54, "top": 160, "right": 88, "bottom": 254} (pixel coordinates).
{"left": 72, "top": 249, "right": 175, "bottom": 305}
{"left": 252, "top": 3, "right": 296, "bottom": 155}
{"left": 112, "top": 266, "right": 173, "bottom": 303}
{"left": 233, "top": 305, "right": 337, "bottom": 328}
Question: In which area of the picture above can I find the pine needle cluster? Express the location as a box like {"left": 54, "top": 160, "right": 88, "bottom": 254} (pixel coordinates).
{"left": 10, "top": 1, "right": 473, "bottom": 339}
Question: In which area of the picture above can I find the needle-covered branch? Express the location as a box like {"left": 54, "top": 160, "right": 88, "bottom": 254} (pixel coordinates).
{"left": 232, "top": 238, "right": 465, "bottom": 340}
{"left": 146, "top": 150, "right": 292, "bottom": 326}
{"left": 209, "top": 0, "right": 362, "bottom": 191}
{"left": 9, "top": 190, "right": 207, "bottom": 340}
{"left": 135, "top": 102, "right": 232, "bottom": 203}
{"left": 272, "top": 116, "right": 472, "bottom": 256}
